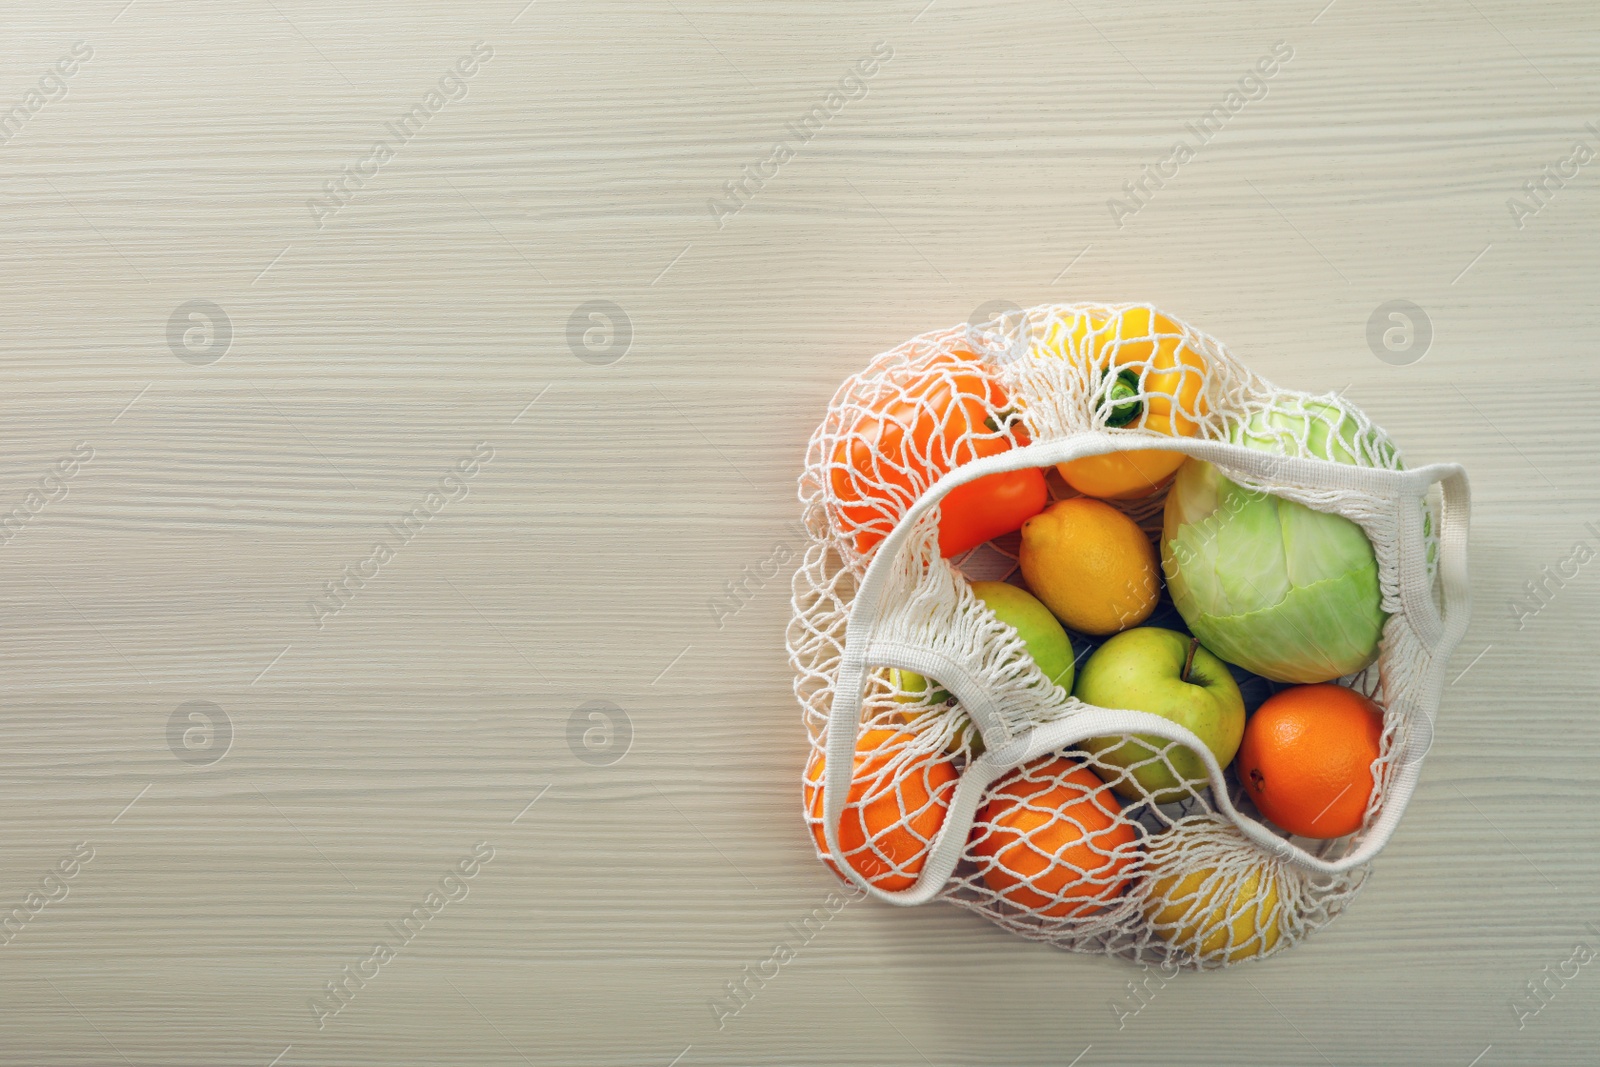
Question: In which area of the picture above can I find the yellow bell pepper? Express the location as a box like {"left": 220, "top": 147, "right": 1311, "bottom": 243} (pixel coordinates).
{"left": 1046, "top": 308, "right": 1209, "bottom": 499}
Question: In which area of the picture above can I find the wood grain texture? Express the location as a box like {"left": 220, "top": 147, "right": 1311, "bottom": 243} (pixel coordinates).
{"left": 0, "top": 0, "right": 1597, "bottom": 1063}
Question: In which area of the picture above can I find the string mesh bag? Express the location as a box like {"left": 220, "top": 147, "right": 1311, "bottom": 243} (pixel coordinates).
{"left": 788, "top": 303, "right": 1471, "bottom": 969}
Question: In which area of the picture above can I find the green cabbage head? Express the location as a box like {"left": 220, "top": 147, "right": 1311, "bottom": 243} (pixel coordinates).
{"left": 1162, "top": 398, "right": 1391, "bottom": 683}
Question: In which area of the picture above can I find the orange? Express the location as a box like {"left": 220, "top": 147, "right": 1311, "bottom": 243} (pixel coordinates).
{"left": 1018, "top": 498, "right": 1160, "bottom": 635}
{"left": 805, "top": 728, "right": 960, "bottom": 891}
{"left": 972, "top": 757, "right": 1139, "bottom": 917}
{"left": 1236, "top": 684, "right": 1384, "bottom": 839}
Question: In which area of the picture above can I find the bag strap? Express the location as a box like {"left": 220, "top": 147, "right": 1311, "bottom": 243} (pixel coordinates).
{"left": 821, "top": 435, "right": 1469, "bottom": 899}
{"left": 1400, "top": 463, "right": 1472, "bottom": 656}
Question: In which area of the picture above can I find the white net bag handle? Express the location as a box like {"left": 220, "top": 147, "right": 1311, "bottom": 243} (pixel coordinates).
{"left": 820, "top": 431, "right": 1470, "bottom": 905}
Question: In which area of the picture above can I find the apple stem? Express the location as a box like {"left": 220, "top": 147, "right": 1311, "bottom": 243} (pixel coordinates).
{"left": 1180, "top": 637, "right": 1200, "bottom": 683}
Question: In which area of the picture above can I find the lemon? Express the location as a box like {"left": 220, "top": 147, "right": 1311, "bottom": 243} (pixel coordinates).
{"left": 1018, "top": 498, "right": 1159, "bottom": 635}
{"left": 1145, "top": 863, "right": 1283, "bottom": 964}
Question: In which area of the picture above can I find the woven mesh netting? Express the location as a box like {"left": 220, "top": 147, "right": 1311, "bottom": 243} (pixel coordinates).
{"left": 789, "top": 303, "right": 1443, "bottom": 969}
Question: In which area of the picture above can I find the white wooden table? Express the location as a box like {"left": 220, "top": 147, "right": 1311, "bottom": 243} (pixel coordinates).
{"left": 1, "top": 1, "right": 1596, "bottom": 1064}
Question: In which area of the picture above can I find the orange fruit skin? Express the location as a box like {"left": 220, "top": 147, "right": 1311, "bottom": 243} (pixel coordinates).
{"left": 972, "top": 758, "right": 1138, "bottom": 917}
{"left": 1236, "top": 684, "right": 1384, "bottom": 839}
{"left": 805, "top": 729, "right": 960, "bottom": 891}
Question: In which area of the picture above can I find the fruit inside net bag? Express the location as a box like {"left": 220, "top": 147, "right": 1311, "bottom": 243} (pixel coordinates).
{"left": 789, "top": 303, "right": 1470, "bottom": 968}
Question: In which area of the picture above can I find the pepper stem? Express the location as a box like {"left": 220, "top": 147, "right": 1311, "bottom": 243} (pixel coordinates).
{"left": 982, "top": 407, "right": 1018, "bottom": 434}
{"left": 1180, "top": 636, "right": 1201, "bottom": 683}
{"left": 1103, "top": 369, "right": 1143, "bottom": 428}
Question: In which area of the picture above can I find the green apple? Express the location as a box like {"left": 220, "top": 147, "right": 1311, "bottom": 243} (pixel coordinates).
{"left": 894, "top": 582, "right": 1075, "bottom": 754}
{"left": 1073, "top": 626, "right": 1244, "bottom": 804}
